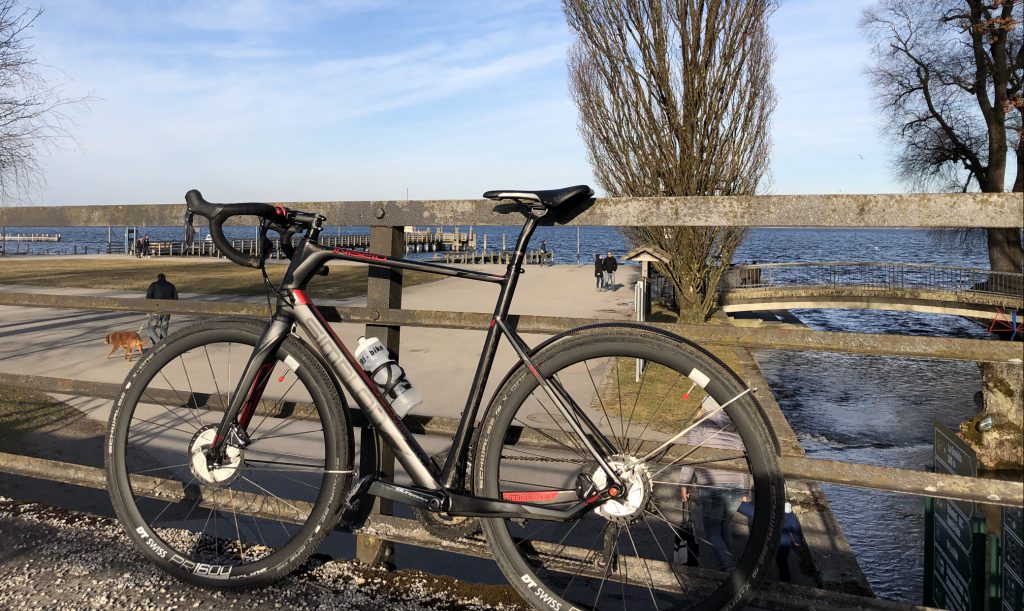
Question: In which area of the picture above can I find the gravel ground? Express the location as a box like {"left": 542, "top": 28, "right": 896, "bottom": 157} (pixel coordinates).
{"left": 0, "top": 497, "right": 527, "bottom": 611}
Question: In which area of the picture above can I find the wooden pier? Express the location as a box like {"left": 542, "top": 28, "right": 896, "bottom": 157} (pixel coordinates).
{"left": 404, "top": 228, "right": 475, "bottom": 252}
{"left": 433, "top": 249, "right": 552, "bottom": 265}
{"left": 137, "top": 229, "right": 475, "bottom": 258}
{"left": 1, "top": 233, "right": 61, "bottom": 242}
{"left": 139, "top": 234, "right": 372, "bottom": 258}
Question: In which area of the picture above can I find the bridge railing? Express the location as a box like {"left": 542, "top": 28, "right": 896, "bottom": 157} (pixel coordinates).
{"left": 721, "top": 261, "right": 1024, "bottom": 297}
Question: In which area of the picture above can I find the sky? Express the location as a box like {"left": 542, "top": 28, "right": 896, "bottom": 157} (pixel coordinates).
{"left": 26, "top": 0, "right": 897, "bottom": 206}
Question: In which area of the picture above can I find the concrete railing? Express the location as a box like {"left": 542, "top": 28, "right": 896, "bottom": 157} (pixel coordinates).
{"left": 0, "top": 192, "right": 1021, "bottom": 608}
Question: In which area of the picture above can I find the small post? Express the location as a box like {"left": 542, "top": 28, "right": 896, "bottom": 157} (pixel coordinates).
{"left": 356, "top": 225, "right": 405, "bottom": 568}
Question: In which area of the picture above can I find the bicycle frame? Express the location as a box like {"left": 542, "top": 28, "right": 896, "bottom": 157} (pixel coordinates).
{"left": 206, "top": 214, "right": 624, "bottom": 521}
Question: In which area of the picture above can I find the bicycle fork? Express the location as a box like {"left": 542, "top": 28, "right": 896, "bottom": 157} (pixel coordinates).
{"left": 206, "top": 315, "right": 293, "bottom": 464}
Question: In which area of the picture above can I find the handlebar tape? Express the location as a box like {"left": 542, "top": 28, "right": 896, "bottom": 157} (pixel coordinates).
{"left": 185, "top": 189, "right": 288, "bottom": 268}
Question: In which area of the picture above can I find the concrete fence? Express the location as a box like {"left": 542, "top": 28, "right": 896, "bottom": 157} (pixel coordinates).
{"left": 0, "top": 192, "right": 1021, "bottom": 608}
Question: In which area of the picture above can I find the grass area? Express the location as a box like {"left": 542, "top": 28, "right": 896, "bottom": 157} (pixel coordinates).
{"left": 600, "top": 357, "right": 706, "bottom": 436}
{"left": 0, "top": 386, "right": 90, "bottom": 443}
{"left": 0, "top": 257, "right": 438, "bottom": 299}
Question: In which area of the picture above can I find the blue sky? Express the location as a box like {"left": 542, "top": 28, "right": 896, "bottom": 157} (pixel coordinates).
{"left": 29, "top": 0, "right": 895, "bottom": 205}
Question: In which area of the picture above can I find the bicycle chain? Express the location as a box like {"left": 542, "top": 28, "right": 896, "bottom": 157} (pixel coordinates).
{"left": 501, "top": 454, "right": 587, "bottom": 465}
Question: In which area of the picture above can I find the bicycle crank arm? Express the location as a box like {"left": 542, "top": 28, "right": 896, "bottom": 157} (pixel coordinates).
{"left": 367, "top": 480, "right": 447, "bottom": 511}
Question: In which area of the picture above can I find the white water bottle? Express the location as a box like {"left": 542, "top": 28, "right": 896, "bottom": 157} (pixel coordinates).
{"left": 354, "top": 336, "right": 422, "bottom": 418}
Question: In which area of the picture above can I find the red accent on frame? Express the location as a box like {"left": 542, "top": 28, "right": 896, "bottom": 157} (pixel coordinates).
{"left": 586, "top": 494, "right": 601, "bottom": 504}
{"left": 333, "top": 248, "right": 387, "bottom": 262}
{"left": 274, "top": 205, "right": 287, "bottom": 217}
{"left": 292, "top": 289, "right": 310, "bottom": 305}
{"left": 238, "top": 363, "right": 274, "bottom": 429}
{"left": 502, "top": 490, "right": 562, "bottom": 503}
{"left": 489, "top": 318, "right": 496, "bottom": 329}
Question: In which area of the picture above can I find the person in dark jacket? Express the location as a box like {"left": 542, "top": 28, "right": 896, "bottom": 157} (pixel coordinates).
{"left": 594, "top": 254, "right": 604, "bottom": 290}
{"left": 601, "top": 251, "right": 618, "bottom": 290}
{"left": 145, "top": 273, "right": 178, "bottom": 344}
{"left": 738, "top": 499, "right": 804, "bottom": 582}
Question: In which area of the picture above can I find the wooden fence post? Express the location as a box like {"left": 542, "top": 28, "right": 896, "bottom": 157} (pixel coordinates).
{"left": 356, "top": 225, "right": 405, "bottom": 567}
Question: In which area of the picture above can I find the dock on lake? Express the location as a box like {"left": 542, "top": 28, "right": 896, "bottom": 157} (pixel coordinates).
{"left": 137, "top": 229, "right": 477, "bottom": 259}
{"left": 1, "top": 233, "right": 62, "bottom": 242}
{"left": 432, "top": 249, "right": 553, "bottom": 265}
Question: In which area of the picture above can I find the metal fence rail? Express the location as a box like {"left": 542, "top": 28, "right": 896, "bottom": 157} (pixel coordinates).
{"left": 721, "top": 261, "right": 1024, "bottom": 298}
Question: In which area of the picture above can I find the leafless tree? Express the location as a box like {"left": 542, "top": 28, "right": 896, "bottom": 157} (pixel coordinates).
{"left": 564, "top": 0, "right": 777, "bottom": 323}
{"left": 862, "top": 0, "right": 1023, "bottom": 273}
{"left": 0, "top": 1, "right": 84, "bottom": 202}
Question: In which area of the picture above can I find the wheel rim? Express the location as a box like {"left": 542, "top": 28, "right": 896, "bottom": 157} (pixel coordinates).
{"left": 481, "top": 336, "right": 779, "bottom": 610}
{"left": 109, "top": 328, "right": 344, "bottom": 579}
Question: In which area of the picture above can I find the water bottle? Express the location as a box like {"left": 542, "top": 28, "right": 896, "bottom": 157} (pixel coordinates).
{"left": 353, "top": 336, "right": 423, "bottom": 418}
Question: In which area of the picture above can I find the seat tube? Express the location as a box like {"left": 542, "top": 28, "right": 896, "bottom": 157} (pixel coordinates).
{"left": 441, "top": 215, "right": 540, "bottom": 488}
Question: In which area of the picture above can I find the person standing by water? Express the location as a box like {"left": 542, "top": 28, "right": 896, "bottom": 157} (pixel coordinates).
{"left": 601, "top": 251, "right": 618, "bottom": 290}
{"left": 145, "top": 273, "right": 178, "bottom": 345}
{"left": 594, "top": 254, "right": 604, "bottom": 290}
{"left": 678, "top": 400, "right": 749, "bottom": 572}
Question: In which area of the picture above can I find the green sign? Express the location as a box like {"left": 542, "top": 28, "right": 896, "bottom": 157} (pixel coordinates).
{"left": 1003, "top": 507, "right": 1023, "bottom": 611}
{"left": 930, "top": 421, "right": 984, "bottom": 611}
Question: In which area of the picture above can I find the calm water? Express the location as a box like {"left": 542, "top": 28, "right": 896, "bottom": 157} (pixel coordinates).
{"left": 1, "top": 224, "right": 1000, "bottom": 602}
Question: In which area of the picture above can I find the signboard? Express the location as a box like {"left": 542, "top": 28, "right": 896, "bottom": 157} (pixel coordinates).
{"left": 1003, "top": 506, "right": 1024, "bottom": 611}
{"left": 930, "top": 421, "right": 984, "bottom": 611}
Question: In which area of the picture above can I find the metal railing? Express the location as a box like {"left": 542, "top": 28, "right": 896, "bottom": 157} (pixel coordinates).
{"left": 721, "top": 261, "right": 1024, "bottom": 298}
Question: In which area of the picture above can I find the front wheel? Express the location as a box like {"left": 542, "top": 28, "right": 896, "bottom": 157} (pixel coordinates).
{"left": 475, "top": 327, "right": 783, "bottom": 610}
{"left": 105, "top": 319, "right": 352, "bottom": 587}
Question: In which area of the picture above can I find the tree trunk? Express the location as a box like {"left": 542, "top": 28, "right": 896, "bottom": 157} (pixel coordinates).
{"left": 962, "top": 362, "right": 1023, "bottom": 472}
{"left": 986, "top": 228, "right": 1024, "bottom": 273}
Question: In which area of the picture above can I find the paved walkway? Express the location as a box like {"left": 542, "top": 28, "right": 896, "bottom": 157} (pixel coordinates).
{"left": 0, "top": 264, "right": 637, "bottom": 419}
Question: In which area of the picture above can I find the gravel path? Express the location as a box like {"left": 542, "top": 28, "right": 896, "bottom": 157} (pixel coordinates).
{"left": 0, "top": 498, "right": 527, "bottom": 611}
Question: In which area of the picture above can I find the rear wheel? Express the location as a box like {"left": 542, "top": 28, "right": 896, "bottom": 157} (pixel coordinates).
{"left": 475, "top": 327, "right": 783, "bottom": 610}
{"left": 105, "top": 319, "right": 352, "bottom": 587}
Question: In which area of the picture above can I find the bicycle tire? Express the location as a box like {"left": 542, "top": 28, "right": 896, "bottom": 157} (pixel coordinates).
{"left": 105, "top": 319, "right": 352, "bottom": 587}
{"left": 474, "top": 327, "right": 783, "bottom": 611}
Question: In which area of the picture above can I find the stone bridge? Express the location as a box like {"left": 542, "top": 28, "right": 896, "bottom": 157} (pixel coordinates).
{"left": 716, "top": 262, "right": 1023, "bottom": 320}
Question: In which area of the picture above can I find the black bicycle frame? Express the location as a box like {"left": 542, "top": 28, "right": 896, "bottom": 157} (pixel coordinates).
{"left": 207, "top": 214, "right": 623, "bottom": 520}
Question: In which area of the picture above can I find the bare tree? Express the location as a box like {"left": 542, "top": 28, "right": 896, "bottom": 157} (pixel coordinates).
{"left": 564, "top": 0, "right": 777, "bottom": 323}
{"left": 862, "top": 0, "right": 1023, "bottom": 273}
{"left": 0, "top": 1, "right": 83, "bottom": 202}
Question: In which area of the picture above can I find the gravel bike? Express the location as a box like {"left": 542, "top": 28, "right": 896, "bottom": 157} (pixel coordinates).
{"left": 105, "top": 186, "right": 784, "bottom": 610}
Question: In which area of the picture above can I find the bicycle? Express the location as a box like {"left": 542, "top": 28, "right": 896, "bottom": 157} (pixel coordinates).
{"left": 105, "top": 186, "right": 784, "bottom": 610}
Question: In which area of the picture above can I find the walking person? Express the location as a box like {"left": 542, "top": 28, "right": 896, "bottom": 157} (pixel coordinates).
{"left": 678, "top": 401, "right": 749, "bottom": 572}
{"left": 601, "top": 251, "right": 618, "bottom": 291}
{"left": 145, "top": 273, "right": 178, "bottom": 345}
{"left": 142, "top": 235, "right": 151, "bottom": 258}
{"left": 540, "top": 240, "right": 549, "bottom": 266}
{"left": 594, "top": 254, "right": 604, "bottom": 290}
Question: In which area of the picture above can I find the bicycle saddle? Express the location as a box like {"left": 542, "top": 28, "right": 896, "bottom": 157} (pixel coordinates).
{"left": 483, "top": 185, "right": 594, "bottom": 210}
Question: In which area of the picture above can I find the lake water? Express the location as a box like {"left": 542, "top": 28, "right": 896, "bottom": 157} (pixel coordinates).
{"left": 1, "top": 223, "right": 1002, "bottom": 603}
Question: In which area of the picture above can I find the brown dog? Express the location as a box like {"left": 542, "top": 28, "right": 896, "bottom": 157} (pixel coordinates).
{"left": 105, "top": 331, "right": 146, "bottom": 362}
